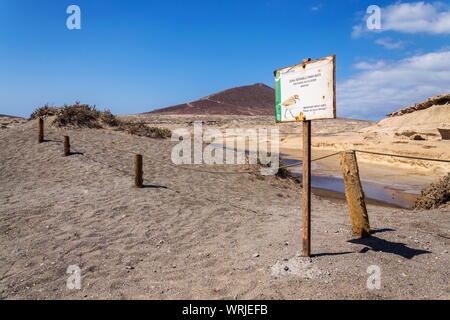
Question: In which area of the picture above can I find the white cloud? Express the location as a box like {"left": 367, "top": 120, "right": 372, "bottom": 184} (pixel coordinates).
{"left": 338, "top": 50, "right": 450, "bottom": 119}
{"left": 375, "top": 37, "right": 404, "bottom": 49}
{"left": 310, "top": 3, "right": 322, "bottom": 11}
{"left": 383, "top": 1, "right": 450, "bottom": 34}
{"left": 353, "top": 61, "right": 387, "bottom": 70}
{"left": 351, "top": 25, "right": 364, "bottom": 38}
{"left": 352, "top": 1, "right": 450, "bottom": 36}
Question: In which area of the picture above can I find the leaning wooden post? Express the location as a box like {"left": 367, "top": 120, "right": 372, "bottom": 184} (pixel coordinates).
{"left": 134, "top": 154, "right": 143, "bottom": 188}
{"left": 340, "top": 151, "right": 370, "bottom": 238}
{"left": 64, "top": 136, "right": 70, "bottom": 156}
{"left": 302, "top": 120, "right": 312, "bottom": 256}
{"left": 38, "top": 118, "right": 44, "bottom": 143}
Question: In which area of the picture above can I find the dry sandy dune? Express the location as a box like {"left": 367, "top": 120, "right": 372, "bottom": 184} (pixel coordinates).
{"left": 0, "top": 119, "right": 449, "bottom": 299}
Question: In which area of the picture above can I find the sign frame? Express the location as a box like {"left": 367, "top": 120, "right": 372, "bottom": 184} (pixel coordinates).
{"left": 274, "top": 54, "right": 336, "bottom": 122}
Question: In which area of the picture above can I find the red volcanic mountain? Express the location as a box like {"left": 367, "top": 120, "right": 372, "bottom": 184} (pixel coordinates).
{"left": 147, "top": 83, "right": 275, "bottom": 115}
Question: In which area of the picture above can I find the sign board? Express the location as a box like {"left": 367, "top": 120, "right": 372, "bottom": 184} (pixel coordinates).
{"left": 274, "top": 55, "right": 336, "bottom": 122}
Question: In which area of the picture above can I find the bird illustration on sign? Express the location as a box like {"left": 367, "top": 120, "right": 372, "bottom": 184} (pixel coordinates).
{"left": 280, "top": 94, "right": 304, "bottom": 121}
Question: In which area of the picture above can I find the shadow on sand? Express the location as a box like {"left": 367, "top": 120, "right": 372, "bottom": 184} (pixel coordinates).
{"left": 311, "top": 251, "right": 354, "bottom": 258}
{"left": 348, "top": 235, "right": 431, "bottom": 259}
{"left": 312, "top": 229, "right": 430, "bottom": 259}
{"left": 142, "top": 184, "right": 168, "bottom": 189}
{"left": 43, "top": 139, "right": 62, "bottom": 143}
{"left": 370, "top": 228, "right": 396, "bottom": 235}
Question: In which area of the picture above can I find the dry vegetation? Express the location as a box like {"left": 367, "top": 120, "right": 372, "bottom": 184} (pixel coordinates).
{"left": 29, "top": 103, "right": 171, "bottom": 138}
{"left": 274, "top": 161, "right": 301, "bottom": 184}
{"left": 117, "top": 122, "right": 172, "bottom": 139}
{"left": 414, "top": 173, "right": 450, "bottom": 209}
{"left": 29, "top": 105, "right": 60, "bottom": 119}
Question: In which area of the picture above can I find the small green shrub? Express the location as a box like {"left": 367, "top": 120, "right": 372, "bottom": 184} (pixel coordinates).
{"left": 414, "top": 173, "right": 450, "bottom": 209}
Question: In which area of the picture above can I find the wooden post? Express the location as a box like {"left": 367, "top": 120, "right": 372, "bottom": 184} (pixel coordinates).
{"left": 302, "top": 120, "right": 311, "bottom": 257}
{"left": 38, "top": 118, "right": 44, "bottom": 143}
{"left": 340, "top": 151, "right": 370, "bottom": 238}
{"left": 135, "top": 154, "right": 143, "bottom": 188}
{"left": 64, "top": 136, "right": 70, "bottom": 156}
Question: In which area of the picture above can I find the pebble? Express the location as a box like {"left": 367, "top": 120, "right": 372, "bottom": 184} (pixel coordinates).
{"left": 253, "top": 253, "right": 260, "bottom": 258}
{"left": 284, "top": 266, "right": 289, "bottom": 271}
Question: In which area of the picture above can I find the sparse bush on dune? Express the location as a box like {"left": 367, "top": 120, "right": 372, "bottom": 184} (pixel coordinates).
{"left": 29, "top": 105, "right": 60, "bottom": 119}
{"left": 100, "top": 109, "right": 121, "bottom": 127}
{"left": 29, "top": 103, "right": 171, "bottom": 138}
{"left": 414, "top": 173, "right": 450, "bottom": 210}
{"left": 53, "top": 103, "right": 103, "bottom": 128}
{"left": 117, "top": 122, "right": 172, "bottom": 139}
{"left": 31, "top": 103, "right": 120, "bottom": 128}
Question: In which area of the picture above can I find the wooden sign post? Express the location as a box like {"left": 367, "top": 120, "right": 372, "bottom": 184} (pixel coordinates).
{"left": 274, "top": 55, "right": 336, "bottom": 257}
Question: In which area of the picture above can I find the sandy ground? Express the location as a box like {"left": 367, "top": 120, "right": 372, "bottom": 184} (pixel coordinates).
{"left": 119, "top": 113, "right": 450, "bottom": 176}
{"left": 118, "top": 114, "right": 374, "bottom": 137}
{"left": 1, "top": 119, "right": 449, "bottom": 300}
{"left": 120, "top": 114, "right": 449, "bottom": 206}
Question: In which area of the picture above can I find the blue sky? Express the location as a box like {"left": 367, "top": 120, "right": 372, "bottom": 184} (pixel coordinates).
{"left": 1, "top": 0, "right": 449, "bottom": 120}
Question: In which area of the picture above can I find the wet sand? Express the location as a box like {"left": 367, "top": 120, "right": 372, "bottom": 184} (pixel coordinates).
{"left": 280, "top": 148, "right": 438, "bottom": 208}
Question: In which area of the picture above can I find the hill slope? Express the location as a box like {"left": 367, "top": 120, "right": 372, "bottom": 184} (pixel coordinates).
{"left": 147, "top": 83, "right": 275, "bottom": 115}
{"left": 365, "top": 94, "right": 450, "bottom": 140}
{"left": 0, "top": 114, "right": 22, "bottom": 118}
